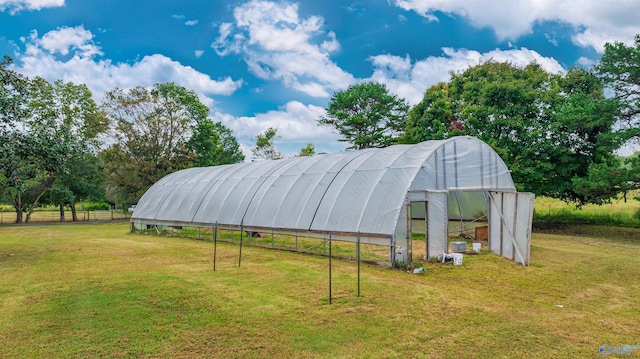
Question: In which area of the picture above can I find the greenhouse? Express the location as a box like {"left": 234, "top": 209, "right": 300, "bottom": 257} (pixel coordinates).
{"left": 131, "top": 136, "right": 534, "bottom": 265}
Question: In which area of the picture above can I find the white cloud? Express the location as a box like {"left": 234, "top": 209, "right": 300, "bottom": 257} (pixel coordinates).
{"left": 194, "top": 50, "right": 204, "bottom": 58}
{"left": 185, "top": 19, "right": 198, "bottom": 26}
{"left": 212, "top": 0, "right": 355, "bottom": 97}
{"left": 33, "top": 26, "right": 102, "bottom": 57}
{"left": 393, "top": 0, "right": 640, "bottom": 52}
{"left": 14, "top": 26, "right": 242, "bottom": 107}
{"left": 368, "top": 47, "right": 565, "bottom": 105}
{"left": 0, "top": 0, "right": 63, "bottom": 14}
{"left": 576, "top": 56, "right": 595, "bottom": 68}
{"left": 212, "top": 101, "right": 344, "bottom": 158}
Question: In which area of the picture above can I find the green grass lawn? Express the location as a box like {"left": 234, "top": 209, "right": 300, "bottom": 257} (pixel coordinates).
{"left": 1, "top": 223, "right": 639, "bottom": 358}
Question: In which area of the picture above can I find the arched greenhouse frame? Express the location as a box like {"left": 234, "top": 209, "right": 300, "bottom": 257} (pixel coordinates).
{"left": 131, "top": 136, "right": 534, "bottom": 265}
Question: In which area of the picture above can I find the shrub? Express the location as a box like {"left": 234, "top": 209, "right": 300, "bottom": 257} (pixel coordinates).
{"left": 81, "top": 202, "right": 110, "bottom": 211}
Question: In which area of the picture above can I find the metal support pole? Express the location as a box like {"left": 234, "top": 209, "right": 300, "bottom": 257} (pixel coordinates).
{"left": 323, "top": 234, "right": 327, "bottom": 255}
{"left": 329, "top": 233, "right": 332, "bottom": 305}
{"left": 390, "top": 236, "right": 396, "bottom": 268}
{"left": 239, "top": 225, "right": 243, "bottom": 267}
{"left": 406, "top": 201, "right": 413, "bottom": 264}
{"left": 271, "top": 230, "right": 274, "bottom": 248}
{"left": 213, "top": 223, "right": 218, "bottom": 272}
{"left": 357, "top": 233, "right": 361, "bottom": 297}
{"left": 295, "top": 234, "right": 298, "bottom": 251}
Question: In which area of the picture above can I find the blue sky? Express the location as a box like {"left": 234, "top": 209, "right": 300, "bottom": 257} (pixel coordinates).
{"left": 1, "top": 0, "right": 639, "bottom": 157}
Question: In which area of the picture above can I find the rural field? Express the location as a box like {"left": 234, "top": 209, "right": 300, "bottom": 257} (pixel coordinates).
{"left": 1, "top": 222, "right": 639, "bottom": 358}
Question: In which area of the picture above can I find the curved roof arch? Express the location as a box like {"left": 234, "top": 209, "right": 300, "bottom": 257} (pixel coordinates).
{"left": 132, "top": 136, "right": 515, "bottom": 237}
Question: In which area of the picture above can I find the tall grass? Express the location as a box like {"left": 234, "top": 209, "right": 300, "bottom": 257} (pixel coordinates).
{"left": 534, "top": 194, "right": 640, "bottom": 228}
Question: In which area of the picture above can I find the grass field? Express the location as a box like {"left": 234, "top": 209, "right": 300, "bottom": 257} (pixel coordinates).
{"left": 1, "top": 223, "right": 639, "bottom": 358}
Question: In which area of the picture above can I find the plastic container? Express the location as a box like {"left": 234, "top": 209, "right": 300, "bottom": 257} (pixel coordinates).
{"left": 452, "top": 253, "right": 463, "bottom": 265}
{"left": 396, "top": 246, "right": 406, "bottom": 263}
{"left": 450, "top": 241, "right": 466, "bottom": 253}
{"left": 472, "top": 243, "right": 481, "bottom": 253}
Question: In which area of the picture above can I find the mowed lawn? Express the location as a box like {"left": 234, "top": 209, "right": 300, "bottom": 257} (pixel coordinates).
{"left": 1, "top": 223, "right": 639, "bottom": 358}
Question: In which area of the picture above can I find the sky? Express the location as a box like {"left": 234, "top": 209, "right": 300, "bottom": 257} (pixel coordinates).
{"left": 1, "top": 0, "right": 639, "bottom": 158}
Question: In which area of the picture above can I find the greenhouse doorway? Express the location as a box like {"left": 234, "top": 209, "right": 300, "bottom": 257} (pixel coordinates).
{"left": 409, "top": 191, "right": 489, "bottom": 261}
{"left": 447, "top": 191, "right": 490, "bottom": 248}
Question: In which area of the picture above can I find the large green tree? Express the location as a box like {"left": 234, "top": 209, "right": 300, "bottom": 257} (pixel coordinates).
{"left": 101, "top": 83, "right": 209, "bottom": 206}
{"left": 596, "top": 35, "right": 640, "bottom": 197}
{"left": 1, "top": 73, "right": 107, "bottom": 222}
{"left": 28, "top": 77, "right": 108, "bottom": 221}
{"left": 404, "top": 61, "right": 623, "bottom": 204}
{"left": 187, "top": 119, "right": 244, "bottom": 166}
{"left": 319, "top": 82, "right": 409, "bottom": 150}
{"left": 0, "top": 56, "right": 30, "bottom": 221}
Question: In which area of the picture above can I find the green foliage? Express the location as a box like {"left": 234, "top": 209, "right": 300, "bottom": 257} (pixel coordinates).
{"left": 596, "top": 35, "right": 640, "bottom": 194}
{"left": 251, "top": 127, "right": 283, "bottom": 160}
{"left": 80, "top": 201, "right": 110, "bottom": 210}
{"left": 319, "top": 82, "right": 409, "bottom": 149}
{"left": 402, "top": 82, "right": 462, "bottom": 142}
{"left": 0, "top": 72, "right": 106, "bottom": 222}
{"left": 597, "top": 35, "right": 640, "bottom": 133}
{"left": 0, "top": 55, "right": 29, "bottom": 129}
{"left": 101, "top": 83, "right": 207, "bottom": 204}
{"left": 187, "top": 119, "right": 244, "bottom": 166}
{"left": 533, "top": 207, "right": 640, "bottom": 227}
{"left": 404, "top": 61, "right": 623, "bottom": 205}
{"left": 297, "top": 143, "right": 315, "bottom": 157}
{"left": 534, "top": 195, "right": 640, "bottom": 228}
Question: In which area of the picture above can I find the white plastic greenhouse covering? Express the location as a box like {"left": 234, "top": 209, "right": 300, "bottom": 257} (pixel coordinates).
{"left": 131, "top": 136, "right": 533, "bottom": 265}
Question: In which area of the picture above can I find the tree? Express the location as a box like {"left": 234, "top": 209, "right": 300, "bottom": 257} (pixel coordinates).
{"left": 1, "top": 56, "right": 29, "bottom": 130}
{"left": 403, "top": 61, "right": 623, "bottom": 204}
{"left": 597, "top": 35, "right": 640, "bottom": 136}
{"left": 48, "top": 151, "right": 105, "bottom": 221}
{"left": 187, "top": 119, "right": 244, "bottom": 166}
{"left": 0, "top": 131, "right": 57, "bottom": 223}
{"left": 28, "top": 78, "right": 108, "bottom": 221}
{"left": 319, "top": 82, "right": 409, "bottom": 150}
{"left": 0, "top": 56, "right": 29, "bottom": 221}
{"left": 251, "top": 127, "right": 283, "bottom": 160}
{"left": 21, "top": 78, "right": 107, "bottom": 222}
{"left": 596, "top": 35, "right": 640, "bottom": 195}
{"left": 0, "top": 74, "right": 107, "bottom": 222}
{"left": 401, "top": 82, "right": 462, "bottom": 142}
{"left": 298, "top": 143, "right": 315, "bottom": 157}
{"left": 101, "top": 83, "right": 209, "bottom": 206}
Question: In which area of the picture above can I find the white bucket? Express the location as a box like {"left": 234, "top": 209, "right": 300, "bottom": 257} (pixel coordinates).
{"left": 472, "top": 243, "right": 481, "bottom": 253}
{"left": 452, "top": 253, "right": 463, "bottom": 266}
{"left": 396, "top": 246, "right": 406, "bottom": 263}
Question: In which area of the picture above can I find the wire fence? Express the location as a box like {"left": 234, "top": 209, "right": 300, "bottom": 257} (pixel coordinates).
{"left": 0, "top": 210, "right": 131, "bottom": 224}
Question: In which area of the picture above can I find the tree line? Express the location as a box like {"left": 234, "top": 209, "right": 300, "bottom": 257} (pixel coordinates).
{"left": 2, "top": 36, "right": 639, "bottom": 223}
